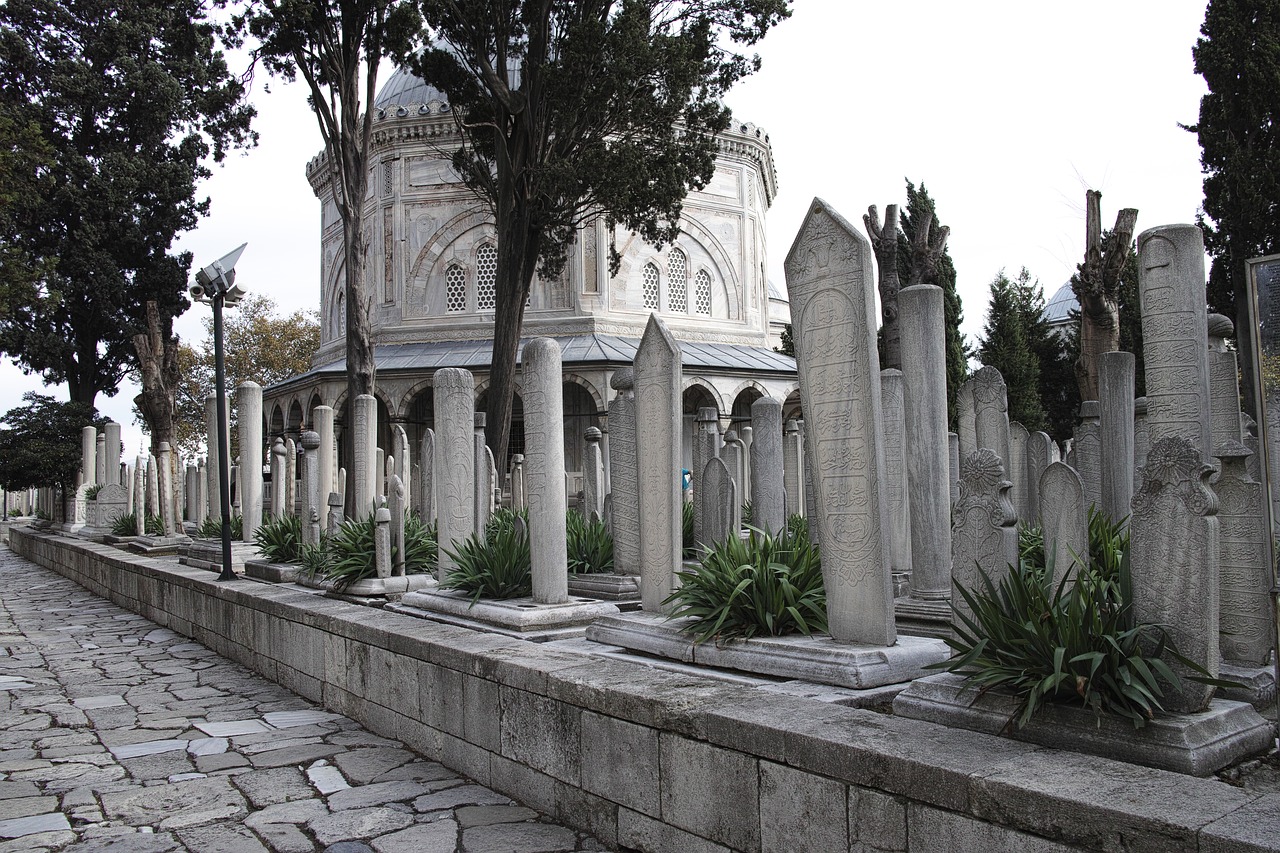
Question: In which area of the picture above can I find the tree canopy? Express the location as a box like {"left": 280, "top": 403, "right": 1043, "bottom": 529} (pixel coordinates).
{"left": 0, "top": 0, "right": 255, "bottom": 407}
{"left": 405, "top": 0, "right": 791, "bottom": 463}
{"left": 978, "top": 269, "right": 1049, "bottom": 434}
{"left": 0, "top": 393, "right": 99, "bottom": 492}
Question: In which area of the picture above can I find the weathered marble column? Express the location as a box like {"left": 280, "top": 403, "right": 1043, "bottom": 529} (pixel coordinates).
{"left": 607, "top": 369, "right": 640, "bottom": 576}
{"left": 134, "top": 458, "right": 146, "bottom": 536}
{"left": 393, "top": 423, "right": 412, "bottom": 517}
{"left": 634, "top": 316, "right": 682, "bottom": 613}
{"left": 749, "top": 397, "right": 785, "bottom": 534}
{"left": 156, "top": 442, "right": 175, "bottom": 536}
{"left": 739, "top": 426, "right": 753, "bottom": 504}
{"left": 418, "top": 427, "right": 436, "bottom": 523}
{"left": 692, "top": 407, "right": 720, "bottom": 545}
{"left": 237, "top": 382, "right": 264, "bottom": 541}
{"left": 102, "top": 422, "right": 121, "bottom": 487}
{"left": 721, "top": 429, "right": 744, "bottom": 509}
{"left": 878, "top": 372, "right": 912, "bottom": 591}
{"left": 1208, "top": 314, "right": 1245, "bottom": 452}
{"left": 184, "top": 465, "right": 197, "bottom": 521}
{"left": 284, "top": 438, "right": 297, "bottom": 517}
{"left": 782, "top": 417, "right": 805, "bottom": 520}
{"left": 948, "top": 432, "right": 960, "bottom": 507}
{"left": 434, "top": 369, "right": 475, "bottom": 582}
{"left": 1099, "top": 351, "right": 1136, "bottom": 524}
{"left": 900, "top": 284, "right": 951, "bottom": 602}
{"left": 270, "top": 438, "right": 288, "bottom": 518}
{"left": 582, "top": 427, "right": 605, "bottom": 522}
{"left": 94, "top": 434, "right": 106, "bottom": 486}
{"left": 80, "top": 426, "right": 97, "bottom": 488}
{"left": 1039, "top": 461, "right": 1087, "bottom": 582}
{"left": 522, "top": 338, "right": 570, "bottom": 604}
{"left": 146, "top": 455, "right": 159, "bottom": 527}
{"left": 784, "top": 198, "right": 895, "bottom": 646}
{"left": 312, "top": 405, "right": 336, "bottom": 503}
{"left": 301, "top": 430, "right": 322, "bottom": 546}
{"left": 350, "top": 394, "right": 377, "bottom": 517}
{"left": 473, "top": 413, "right": 491, "bottom": 534}
{"left": 1073, "top": 401, "right": 1102, "bottom": 513}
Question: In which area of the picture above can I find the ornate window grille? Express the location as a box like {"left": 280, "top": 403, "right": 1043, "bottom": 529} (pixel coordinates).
{"left": 476, "top": 244, "right": 497, "bottom": 310}
{"left": 642, "top": 263, "right": 659, "bottom": 310}
{"left": 445, "top": 264, "right": 467, "bottom": 313}
{"left": 668, "top": 248, "right": 687, "bottom": 312}
{"left": 695, "top": 269, "right": 712, "bottom": 315}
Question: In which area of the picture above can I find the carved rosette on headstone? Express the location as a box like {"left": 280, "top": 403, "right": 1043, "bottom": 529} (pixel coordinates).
{"left": 433, "top": 369, "right": 476, "bottom": 582}
{"left": 971, "top": 366, "right": 1011, "bottom": 469}
{"left": 522, "top": 338, "right": 570, "bottom": 605}
{"left": 633, "top": 315, "right": 683, "bottom": 613}
{"left": 608, "top": 370, "right": 640, "bottom": 576}
{"left": 1130, "top": 436, "right": 1219, "bottom": 713}
{"left": 1038, "top": 462, "right": 1087, "bottom": 583}
{"left": 783, "top": 198, "right": 895, "bottom": 646}
{"left": 951, "top": 449, "right": 1018, "bottom": 627}
{"left": 1212, "top": 442, "right": 1272, "bottom": 668}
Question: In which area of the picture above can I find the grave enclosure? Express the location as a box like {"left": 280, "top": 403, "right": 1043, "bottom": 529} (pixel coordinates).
{"left": 25, "top": 203, "right": 1280, "bottom": 851}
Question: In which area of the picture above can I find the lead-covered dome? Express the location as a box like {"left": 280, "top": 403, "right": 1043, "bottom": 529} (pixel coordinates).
{"left": 374, "top": 67, "right": 448, "bottom": 111}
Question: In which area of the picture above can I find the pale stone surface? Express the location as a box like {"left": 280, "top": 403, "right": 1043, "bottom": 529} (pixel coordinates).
{"left": 80, "top": 426, "right": 97, "bottom": 489}
{"left": 418, "top": 427, "right": 436, "bottom": 523}
{"left": 509, "top": 454, "right": 525, "bottom": 513}
{"left": 948, "top": 432, "right": 960, "bottom": 508}
{"left": 1134, "top": 395, "right": 1150, "bottom": 495}
{"left": 721, "top": 430, "right": 744, "bottom": 515}
{"left": 95, "top": 434, "right": 106, "bottom": 486}
{"left": 522, "top": 338, "right": 569, "bottom": 605}
{"left": 285, "top": 437, "right": 297, "bottom": 517}
{"left": 271, "top": 438, "right": 288, "bottom": 519}
{"left": 971, "top": 366, "right": 1010, "bottom": 468}
{"left": 1099, "top": 351, "right": 1136, "bottom": 525}
{"left": 157, "top": 442, "right": 176, "bottom": 536}
{"left": 135, "top": 456, "right": 146, "bottom": 536}
{"left": 692, "top": 407, "right": 720, "bottom": 546}
{"left": 389, "top": 475, "right": 406, "bottom": 576}
{"left": 1025, "top": 431, "right": 1054, "bottom": 524}
{"left": 749, "top": 397, "right": 784, "bottom": 534}
{"left": 205, "top": 396, "right": 221, "bottom": 523}
{"left": 582, "top": 427, "right": 605, "bottom": 522}
{"left": 879, "top": 371, "right": 912, "bottom": 588}
{"left": 608, "top": 370, "right": 639, "bottom": 577}
{"left": 473, "top": 413, "right": 490, "bottom": 535}
{"left": 237, "top": 382, "right": 263, "bottom": 541}
{"left": 634, "top": 315, "right": 682, "bottom": 613}
{"left": 1208, "top": 317, "right": 1244, "bottom": 455}
{"left": 1039, "top": 462, "right": 1087, "bottom": 583}
{"left": 951, "top": 449, "right": 1018, "bottom": 625}
{"left": 956, "top": 379, "right": 976, "bottom": 458}
{"left": 434, "top": 370, "right": 475, "bottom": 581}
{"left": 313, "top": 405, "right": 336, "bottom": 504}
{"left": 301, "top": 430, "right": 322, "bottom": 546}
{"left": 701, "top": 457, "right": 738, "bottom": 547}
{"left": 146, "top": 454, "right": 159, "bottom": 528}
{"left": 351, "top": 395, "right": 378, "bottom": 517}
{"left": 1214, "top": 444, "right": 1273, "bottom": 667}
{"left": 782, "top": 417, "right": 804, "bottom": 520}
{"left": 1008, "top": 421, "right": 1030, "bottom": 523}
{"left": 739, "top": 425, "right": 754, "bottom": 504}
{"left": 393, "top": 423, "right": 411, "bottom": 517}
{"left": 1138, "top": 223, "right": 1212, "bottom": 457}
{"left": 1131, "top": 435, "right": 1220, "bottom": 713}
{"left": 375, "top": 506, "right": 392, "bottom": 580}
{"left": 1072, "top": 414, "right": 1102, "bottom": 514}
{"left": 784, "top": 198, "right": 894, "bottom": 646}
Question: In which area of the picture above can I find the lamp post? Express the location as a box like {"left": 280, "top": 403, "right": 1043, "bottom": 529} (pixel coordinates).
{"left": 191, "top": 244, "right": 248, "bottom": 582}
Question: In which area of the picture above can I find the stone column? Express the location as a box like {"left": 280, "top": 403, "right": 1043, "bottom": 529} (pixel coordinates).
{"left": 582, "top": 427, "right": 605, "bottom": 522}
{"left": 739, "top": 425, "right": 754, "bottom": 504}
{"left": 702, "top": 457, "right": 739, "bottom": 547}
{"left": 301, "top": 430, "right": 322, "bottom": 546}
{"left": 393, "top": 423, "right": 412, "bottom": 517}
{"left": 1008, "top": 422, "right": 1030, "bottom": 522}
{"left": 721, "top": 429, "right": 744, "bottom": 507}
{"left": 951, "top": 449, "right": 1018, "bottom": 625}
{"left": 205, "top": 397, "right": 221, "bottom": 524}
{"left": 312, "top": 405, "right": 336, "bottom": 503}
{"left": 1099, "top": 351, "right": 1136, "bottom": 524}
{"left": 327, "top": 491, "right": 343, "bottom": 538}
{"left": 1039, "top": 462, "right": 1087, "bottom": 582}
{"left": 156, "top": 442, "right": 175, "bottom": 536}
{"left": 900, "top": 284, "right": 951, "bottom": 602}
{"left": 134, "top": 457, "right": 146, "bottom": 535}
{"left": 102, "top": 422, "right": 121, "bottom": 487}
{"left": 374, "top": 505, "right": 392, "bottom": 579}
{"left": 81, "top": 426, "right": 97, "bottom": 488}
{"left": 1133, "top": 396, "right": 1150, "bottom": 496}
{"left": 1208, "top": 314, "right": 1245, "bottom": 452}
{"left": 389, "top": 474, "right": 406, "bottom": 577}
{"left": 146, "top": 455, "right": 159, "bottom": 526}
{"left": 270, "top": 437, "right": 287, "bottom": 518}
{"left": 473, "top": 413, "right": 492, "bottom": 534}
{"left": 196, "top": 459, "right": 208, "bottom": 525}
{"left": 692, "top": 407, "right": 720, "bottom": 545}
{"left": 784, "top": 198, "right": 895, "bottom": 646}
{"left": 376, "top": 448, "right": 386, "bottom": 500}
{"left": 95, "top": 434, "right": 106, "bottom": 486}
{"left": 285, "top": 438, "right": 297, "bottom": 517}
{"left": 878, "top": 372, "right": 912, "bottom": 592}
{"left": 522, "top": 338, "right": 570, "bottom": 604}
{"left": 782, "top": 417, "right": 805, "bottom": 520}
{"left": 749, "top": 397, "right": 785, "bottom": 534}
{"left": 350, "top": 394, "right": 377, "bottom": 517}
{"left": 1214, "top": 444, "right": 1273, "bottom": 667}
{"left": 607, "top": 369, "right": 640, "bottom": 576}
{"left": 418, "top": 428, "right": 436, "bottom": 523}
{"left": 237, "top": 382, "right": 264, "bottom": 541}
{"left": 634, "top": 315, "right": 682, "bottom": 613}
{"left": 510, "top": 455, "right": 526, "bottom": 512}
{"left": 1073, "top": 401, "right": 1102, "bottom": 513}
{"left": 434, "top": 369, "right": 475, "bottom": 582}
{"left": 184, "top": 465, "right": 197, "bottom": 521}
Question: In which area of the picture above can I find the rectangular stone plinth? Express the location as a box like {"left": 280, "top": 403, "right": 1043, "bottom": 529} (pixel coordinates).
{"left": 128, "top": 535, "right": 191, "bottom": 557}
{"left": 893, "top": 596, "right": 953, "bottom": 640}
{"left": 294, "top": 572, "right": 437, "bottom": 597}
{"left": 567, "top": 573, "right": 640, "bottom": 602}
{"left": 244, "top": 559, "right": 302, "bottom": 584}
{"left": 180, "top": 540, "right": 257, "bottom": 574}
{"left": 1218, "top": 662, "right": 1277, "bottom": 708}
{"left": 396, "top": 589, "right": 619, "bottom": 635}
{"left": 585, "top": 611, "right": 950, "bottom": 689}
{"left": 893, "top": 672, "right": 1273, "bottom": 776}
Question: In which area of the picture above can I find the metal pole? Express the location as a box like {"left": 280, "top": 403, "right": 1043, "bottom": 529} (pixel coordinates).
{"left": 213, "top": 283, "right": 236, "bottom": 582}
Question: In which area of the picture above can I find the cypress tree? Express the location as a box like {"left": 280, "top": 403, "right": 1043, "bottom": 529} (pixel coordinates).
{"left": 979, "top": 270, "right": 1047, "bottom": 432}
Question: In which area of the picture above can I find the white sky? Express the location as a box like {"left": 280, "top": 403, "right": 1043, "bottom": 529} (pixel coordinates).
{"left": 1, "top": 0, "right": 1212, "bottom": 461}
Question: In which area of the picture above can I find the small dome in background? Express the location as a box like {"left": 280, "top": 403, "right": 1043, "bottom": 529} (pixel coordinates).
{"left": 1042, "top": 282, "right": 1078, "bottom": 326}
{"left": 374, "top": 67, "right": 448, "bottom": 111}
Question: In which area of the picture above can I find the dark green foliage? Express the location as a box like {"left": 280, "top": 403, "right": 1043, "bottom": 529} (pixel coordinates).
{"left": 777, "top": 324, "right": 795, "bottom": 358}
{"left": 938, "top": 510, "right": 1208, "bottom": 729}
{"left": 682, "top": 500, "right": 695, "bottom": 559}
{"left": 84, "top": 484, "right": 103, "bottom": 500}
{"left": 403, "top": 513, "right": 438, "bottom": 574}
{"left": 566, "top": 511, "right": 614, "bottom": 574}
{"left": 440, "top": 521, "right": 533, "bottom": 604}
{"left": 665, "top": 525, "right": 826, "bottom": 643}
{"left": 741, "top": 500, "right": 753, "bottom": 527}
{"left": 110, "top": 513, "right": 159, "bottom": 537}
{"left": 324, "top": 513, "right": 379, "bottom": 592}
{"left": 786, "top": 513, "right": 808, "bottom": 543}
{"left": 0, "top": 393, "right": 99, "bottom": 491}
{"left": 254, "top": 513, "right": 303, "bottom": 564}
{"left": 299, "top": 537, "right": 330, "bottom": 577}
{"left": 32, "top": 507, "right": 50, "bottom": 521}
{"left": 979, "top": 269, "right": 1047, "bottom": 432}
{"left": 198, "top": 515, "right": 243, "bottom": 540}
{"left": 0, "top": 0, "right": 255, "bottom": 406}
{"left": 144, "top": 514, "right": 165, "bottom": 536}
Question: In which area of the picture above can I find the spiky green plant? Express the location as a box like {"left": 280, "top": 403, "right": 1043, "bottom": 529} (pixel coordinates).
{"left": 323, "top": 513, "right": 378, "bottom": 591}
{"left": 111, "top": 512, "right": 138, "bottom": 536}
{"left": 665, "top": 525, "right": 826, "bottom": 643}
{"left": 682, "top": 500, "right": 695, "bottom": 558}
{"left": 254, "top": 513, "right": 303, "bottom": 564}
{"left": 85, "top": 484, "right": 103, "bottom": 500}
{"left": 785, "top": 513, "right": 808, "bottom": 543}
{"left": 198, "top": 515, "right": 242, "bottom": 540}
{"left": 403, "top": 513, "right": 437, "bottom": 574}
{"left": 440, "top": 520, "right": 532, "bottom": 604}
{"left": 299, "top": 536, "right": 331, "bottom": 577}
{"left": 144, "top": 514, "right": 165, "bottom": 535}
{"left": 566, "top": 510, "right": 613, "bottom": 574}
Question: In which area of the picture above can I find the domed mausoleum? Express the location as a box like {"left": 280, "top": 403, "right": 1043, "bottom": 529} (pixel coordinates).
{"left": 263, "top": 69, "right": 798, "bottom": 480}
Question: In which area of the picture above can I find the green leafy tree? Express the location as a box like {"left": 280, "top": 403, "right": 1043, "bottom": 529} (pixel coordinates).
{"left": 1190, "top": 0, "right": 1280, "bottom": 415}
{"left": 0, "top": 102, "right": 53, "bottom": 314}
{"left": 404, "top": 0, "right": 791, "bottom": 464}
{"left": 0, "top": 0, "right": 255, "bottom": 407}
{"left": 978, "top": 269, "right": 1047, "bottom": 432}
{"left": 0, "top": 393, "right": 99, "bottom": 494}
{"left": 897, "top": 180, "right": 968, "bottom": 427}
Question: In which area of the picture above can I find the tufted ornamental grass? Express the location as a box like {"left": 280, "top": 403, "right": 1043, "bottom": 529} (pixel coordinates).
{"left": 440, "top": 516, "right": 532, "bottom": 604}
{"left": 111, "top": 512, "right": 162, "bottom": 537}
{"left": 198, "top": 514, "right": 243, "bottom": 540}
{"left": 664, "top": 524, "right": 826, "bottom": 643}
{"left": 566, "top": 510, "right": 613, "bottom": 574}
{"left": 254, "top": 513, "right": 303, "bottom": 564}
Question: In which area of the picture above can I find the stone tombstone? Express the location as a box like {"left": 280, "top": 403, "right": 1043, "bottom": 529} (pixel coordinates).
{"left": 1131, "top": 435, "right": 1220, "bottom": 713}
{"left": 80, "top": 426, "right": 97, "bottom": 488}
{"left": 1208, "top": 314, "right": 1244, "bottom": 456}
{"left": 270, "top": 438, "right": 288, "bottom": 518}
{"left": 434, "top": 368, "right": 476, "bottom": 581}
{"left": 878, "top": 371, "right": 913, "bottom": 587}
{"left": 418, "top": 427, "right": 436, "bottom": 522}
{"left": 948, "top": 432, "right": 960, "bottom": 507}
{"left": 134, "top": 457, "right": 146, "bottom": 536}
{"left": 146, "top": 455, "right": 160, "bottom": 527}
{"left": 486, "top": 447, "right": 499, "bottom": 521}
{"left": 522, "top": 338, "right": 570, "bottom": 604}
{"left": 285, "top": 438, "right": 297, "bottom": 517}
{"left": 1243, "top": 414, "right": 1262, "bottom": 483}
{"left": 312, "top": 405, "right": 336, "bottom": 501}
{"left": 1039, "top": 462, "right": 1087, "bottom": 583}
{"left": 389, "top": 474, "right": 406, "bottom": 576}
{"left": 739, "top": 425, "right": 754, "bottom": 504}
{"left": 509, "top": 454, "right": 526, "bottom": 512}
{"left": 1138, "top": 224, "right": 1212, "bottom": 458}
{"left": 971, "top": 366, "right": 1011, "bottom": 469}
{"left": 1073, "top": 401, "right": 1102, "bottom": 514}
{"left": 1024, "top": 431, "right": 1054, "bottom": 523}
{"left": 156, "top": 442, "right": 176, "bottom": 536}
{"left": 103, "top": 421, "right": 121, "bottom": 487}
{"left": 300, "top": 430, "right": 322, "bottom": 546}
{"left": 392, "top": 423, "right": 412, "bottom": 514}
{"left": 951, "top": 448, "right": 1019, "bottom": 626}
{"left": 95, "top": 434, "right": 106, "bottom": 486}
{"left": 783, "top": 198, "right": 895, "bottom": 646}
{"left": 721, "top": 429, "right": 744, "bottom": 507}
{"left": 749, "top": 397, "right": 785, "bottom": 534}
{"left": 351, "top": 394, "right": 378, "bottom": 516}
{"left": 956, "top": 379, "right": 977, "bottom": 458}
{"left": 633, "top": 315, "right": 683, "bottom": 613}
{"left": 1008, "top": 421, "right": 1030, "bottom": 523}
{"left": 692, "top": 407, "right": 720, "bottom": 546}
{"left": 94, "top": 483, "right": 128, "bottom": 532}
{"left": 1213, "top": 443, "right": 1273, "bottom": 667}
{"left": 1099, "top": 351, "right": 1136, "bottom": 525}
{"left": 608, "top": 371, "right": 639, "bottom": 577}
{"left": 1133, "top": 396, "right": 1150, "bottom": 495}
{"left": 184, "top": 465, "right": 198, "bottom": 521}
{"left": 237, "top": 382, "right": 264, "bottom": 542}
{"left": 782, "top": 417, "right": 805, "bottom": 519}
{"left": 374, "top": 505, "right": 392, "bottom": 579}
{"left": 473, "top": 413, "right": 491, "bottom": 535}
{"left": 702, "top": 457, "right": 739, "bottom": 547}
{"left": 376, "top": 448, "right": 386, "bottom": 500}
{"left": 583, "top": 426, "right": 605, "bottom": 522}
{"left": 327, "top": 491, "right": 343, "bottom": 537}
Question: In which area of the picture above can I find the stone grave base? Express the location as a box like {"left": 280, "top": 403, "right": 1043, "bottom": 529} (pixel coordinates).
{"left": 893, "top": 596, "right": 953, "bottom": 639}
{"left": 892, "top": 672, "right": 1274, "bottom": 777}
{"left": 100, "top": 534, "right": 140, "bottom": 546}
{"left": 1219, "top": 662, "right": 1277, "bottom": 708}
{"left": 585, "top": 611, "right": 951, "bottom": 689}
{"left": 392, "top": 588, "right": 620, "bottom": 641}
{"left": 566, "top": 572, "right": 640, "bottom": 602}
{"left": 128, "top": 534, "right": 191, "bottom": 557}
{"left": 181, "top": 540, "right": 258, "bottom": 574}
{"left": 294, "top": 571, "right": 436, "bottom": 598}
{"left": 244, "top": 559, "right": 302, "bottom": 583}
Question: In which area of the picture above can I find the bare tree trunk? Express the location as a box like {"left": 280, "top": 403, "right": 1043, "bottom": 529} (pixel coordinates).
{"left": 133, "top": 301, "right": 179, "bottom": 456}
{"left": 486, "top": 210, "right": 542, "bottom": 469}
{"left": 865, "top": 204, "right": 902, "bottom": 369}
{"left": 1072, "top": 190, "right": 1138, "bottom": 402}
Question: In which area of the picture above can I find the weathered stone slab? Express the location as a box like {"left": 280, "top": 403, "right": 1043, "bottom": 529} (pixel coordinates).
{"left": 237, "top": 382, "right": 263, "bottom": 542}
{"left": 522, "top": 338, "right": 569, "bottom": 605}
{"left": 350, "top": 394, "right": 378, "bottom": 517}
{"left": 434, "top": 369, "right": 475, "bottom": 582}
{"left": 633, "top": 316, "right": 682, "bottom": 613}
{"left": 782, "top": 418, "right": 804, "bottom": 520}
{"left": 951, "top": 449, "right": 1018, "bottom": 625}
{"left": 701, "top": 457, "right": 738, "bottom": 547}
{"left": 396, "top": 589, "right": 618, "bottom": 633}
{"left": 971, "top": 366, "right": 1010, "bottom": 468}
{"left": 1008, "top": 421, "right": 1030, "bottom": 523}
{"left": 1213, "top": 444, "right": 1273, "bottom": 668}
{"left": 1039, "top": 462, "right": 1087, "bottom": 582}
{"left": 880, "top": 370, "right": 912, "bottom": 589}
{"left": 1099, "top": 351, "right": 1136, "bottom": 525}
{"left": 692, "top": 408, "right": 721, "bottom": 546}
{"left": 1025, "top": 431, "right": 1054, "bottom": 524}
{"left": 608, "top": 370, "right": 639, "bottom": 577}
{"left": 749, "top": 397, "right": 784, "bottom": 534}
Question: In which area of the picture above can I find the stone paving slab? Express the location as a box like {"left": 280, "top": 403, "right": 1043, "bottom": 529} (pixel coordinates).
{"left": 0, "top": 546, "right": 609, "bottom": 852}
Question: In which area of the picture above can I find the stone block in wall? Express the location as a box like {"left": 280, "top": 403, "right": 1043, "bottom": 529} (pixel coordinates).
{"left": 581, "top": 710, "right": 660, "bottom": 817}
{"left": 1199, "top": 793, "right": 1280, "bottom": 853}
{"left": 658, "top": 733, "right": 759, "bottom": 852}
{"left": 759, "top": 760, "right": 848, "bottom": 853}
{"left": 499, "top": 686, "right": 582, "bottom": 785}
{"left": 849, "top": 786, "right": 906, "bottom": 852}
{"left": 462, "top": 676, "right": 500, "bottom": 753}
{"left": 908, "top": 803, "right": 1075, "bottom": 853}
{"left": 617, "top": 807, "right": 733, "bottom": 853}
{"left": 417, "top": 660, "right": 465, "bottom": 740}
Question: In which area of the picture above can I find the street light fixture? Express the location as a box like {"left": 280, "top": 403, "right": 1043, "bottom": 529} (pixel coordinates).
{"left": 191, "top": 243, "right": 248, "bottom": 582}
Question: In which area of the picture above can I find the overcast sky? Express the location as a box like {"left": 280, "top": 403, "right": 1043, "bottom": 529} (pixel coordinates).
{"left": 1, "top": 0, "right": 1212, "bottom": 461}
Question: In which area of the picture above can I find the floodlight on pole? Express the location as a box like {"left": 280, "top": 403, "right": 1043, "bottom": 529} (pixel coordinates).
{"left": 192, "top": 243, "right": 248, "bottom": 582}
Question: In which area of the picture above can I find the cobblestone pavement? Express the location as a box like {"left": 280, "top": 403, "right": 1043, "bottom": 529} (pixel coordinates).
{"left": 0, "top": 546, "right": 609, "bottom": 852}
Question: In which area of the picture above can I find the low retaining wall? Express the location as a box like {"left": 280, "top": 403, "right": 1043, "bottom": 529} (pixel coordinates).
{"left": 11, "top": 528, "right": 1277, "bottom": 853}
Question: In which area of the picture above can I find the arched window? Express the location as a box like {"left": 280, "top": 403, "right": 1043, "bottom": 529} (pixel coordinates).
{"left": 667, "top": 248, "right": 687, "bottom": 312}
{"left": 694, "top": 269, "right": 712, "bottom": 315}
{"left": 642, "top": 262, "right": 659, "bottom": 310}
{"left": 476, "top": 244, "right": 497, "bottom": 310}
{"left": 445, "top": 264, "right": 467, "bottom": 313}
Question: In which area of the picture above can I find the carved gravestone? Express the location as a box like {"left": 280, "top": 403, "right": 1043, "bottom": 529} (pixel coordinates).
{"left": 879, "top": 370, "right": 913, "bottom": 589}
{"left": 93, "top": 484, "right": 128, "bottom": 533}
{"left": 701, "top": 457, "right": 739, "bottom": 547}
{"left": 523, "top": 338, "right": 570, "bottom": 604}
{"left": 418, "top": 427, "right": 436, "bottom": 523}
{"left": 434, "top": 369, "right": 476, "bottom": 581}
{"left": 1039, "top": 462, "right": 1087, "bottom": 583}
{"left": 1213, "top": 443, "right": 1272, "bottom": 668}
{"left": 750, "top": 397, "right": 785, "bottom": 534}
{"left": 237, "top": 382, "right": 263, "bottom": 541}
{"left": 389, "top": 474, "right": 406, "bottom": 576}
{"left": 948, "top": 433, "right": 960, "bottom": 508}
{"left": 1073, "top": 406, "right": 1102, "bottom": 514}
{"left": 81, "top": 426, "right": 97, "bottom": 489}
{"left": 1025, "top": 431, "right": 1054, "bottom": 523}
{"left": 301, "top": 430, "right": 322, "bottom": 546}
{"left": 374, "top": 505, "right": 392, "bottom": 579}
{"left": 692, "top": 407, "right": 720, "bottom": 546}
{"left": 510, "top": 455, "right": 526, "bottom": 512}
{"left": 1130, "top": 436, "right": 1219, "bottom": 713}
{"left": 393, "top": 423, "right": 412, "bottom": 516}
{"left": 285, "top": 437, "right": 297, "bottom": 517}
{"left": 784, "top": 198, "right": 895, "bottom": 646}
{"left": 607, "top": 370, "right": 638, "bottom": 568}
{"left": 971, "top": 366, "right": 1011, "bottom": 468}
{"left": 271, "top": 438, "right": 287, "bottom": 518}
{"left": 583, "top": 427, "right": 605, "bottom": 522}
{"left": 951, "top": 449, "right": 1018, "bottom": 627}
{"left": 1099, "top": 351, "right": 1136, "bottom": 525}
{"left": 721, "top": 429, "right": 745, "bottom": 512}
{"left": 783, "top": 417, "right": 804, "bottom": 520}
{"left": 634, "top": 315, "right": 682, "bottom": 613}
{"left": 1133, "top": 396, "right": 1150, "bottom": 496}
{"left": 956, "top": 379, "right": 977, "bottom": 458}
{"left": 473, "top": 413, "right": 492, "bottom": 534}
{"left": 313, "top": 405, "right": 336, "bottom": 504}
{"left": 1008, "top": 421, "right": 1030, "bottom": 523}
{"left": 1207, "top": 314, "right": 1244, "bottom": 452}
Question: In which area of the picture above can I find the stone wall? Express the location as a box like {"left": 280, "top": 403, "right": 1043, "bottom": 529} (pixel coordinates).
{"left": 10, "top": 527, "right": 1275, "bottom": 853}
